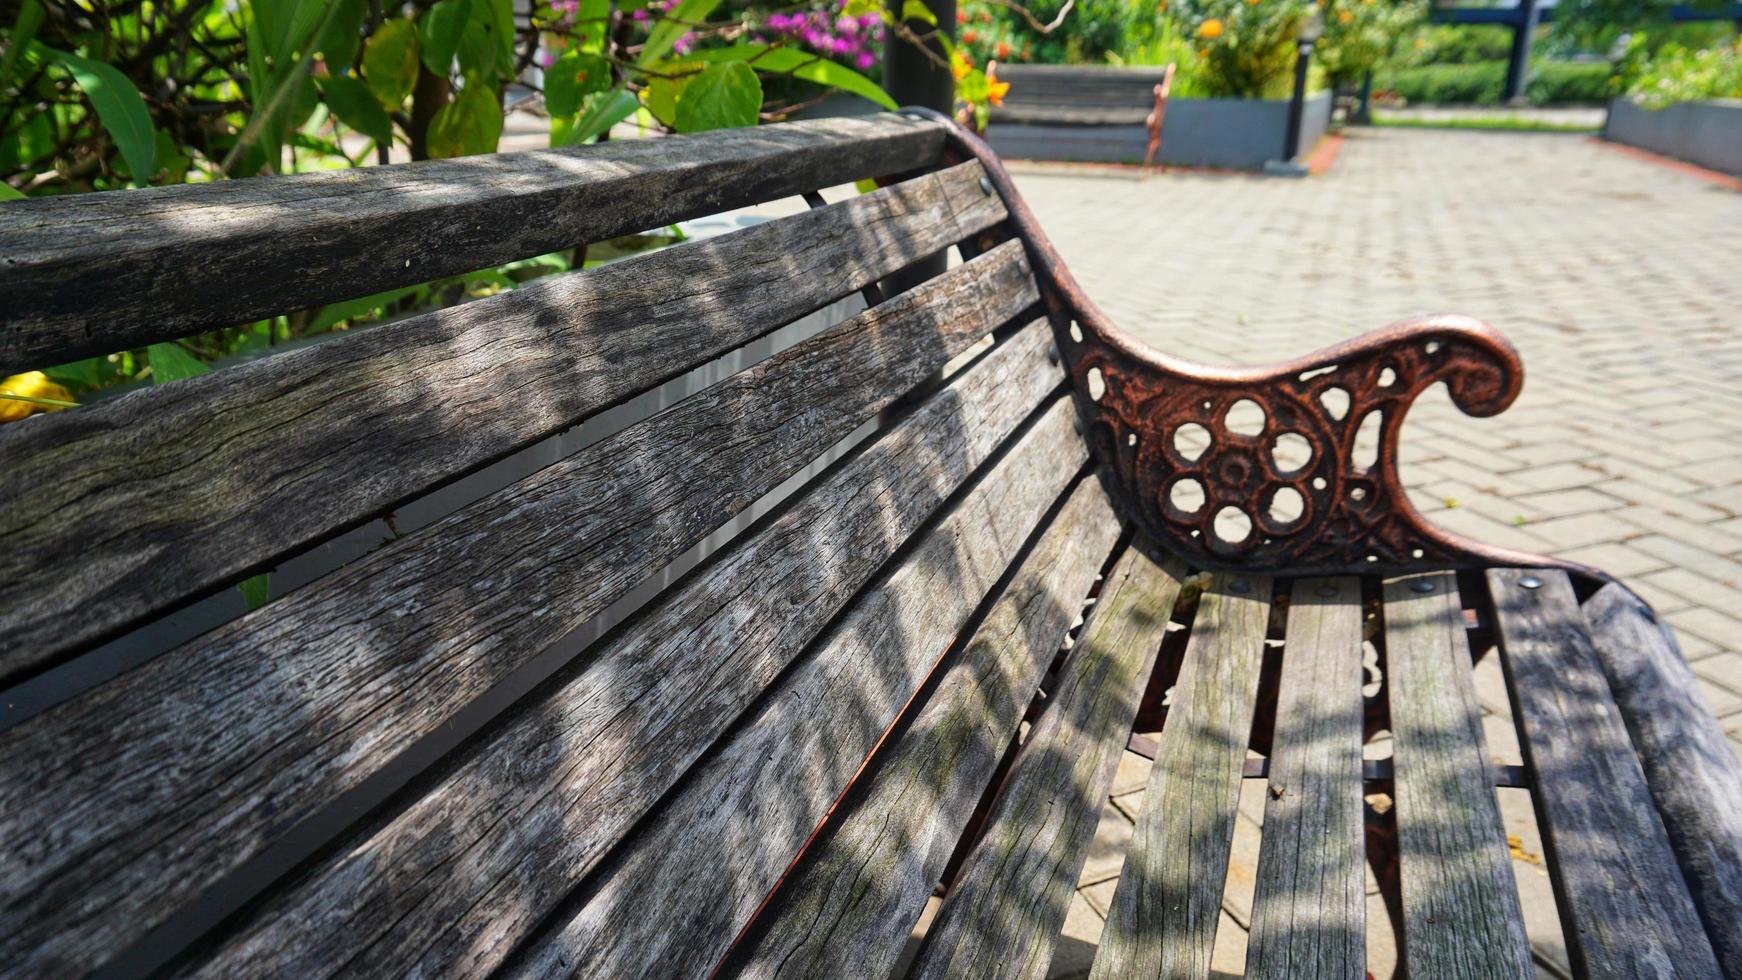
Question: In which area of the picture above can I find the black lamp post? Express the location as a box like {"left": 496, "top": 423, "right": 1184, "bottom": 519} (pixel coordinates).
{"left": 1282, "top": 11, "right": 1324, "bottom": 163}
{"left": 884, "top": 0, "right": 957, "bottom": 113}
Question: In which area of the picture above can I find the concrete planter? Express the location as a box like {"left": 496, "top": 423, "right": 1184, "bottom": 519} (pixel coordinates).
{"left": 1602, "top": 97, "right": 1742, "bottom": 177}
{"left": 983, "top": 65, "right": 1332, "bottom": 170}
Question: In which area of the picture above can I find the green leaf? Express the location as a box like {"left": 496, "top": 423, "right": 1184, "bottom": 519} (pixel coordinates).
{"left": 641, "top": 70, "right": 693, "bottom": 128}
{"left": 308, "top": 283, "right": 425, "bottom": 333}
{"left": 899, "top": 0, "right": 938, "bottom": 25}
{"left": 841, "top": 0, "right": 880, "bottom": 18}
{"left": 419, "top": 0, "right": 471, "bottom": 75}
{"left": 147, "top": 343, "right": 210, "bottom": 384}
{"left": 457, "top": 0, "right": 515, "bottom": 83}
{"left": 317, "top": 0, "right": 368, "bottom": 71}
{"left": 0, "top": 1, "right": 45, "bottom": 91}
{"left": 0, "top": 183, "right": 23, "bottom": 201}
{"left": 363, "top": 18, "right": 420, "bottom": 108}
{"left": 559, "top": 87, "right": 639, "bottom": 145}
{"left": 319, "top": 73, "right": 393, "bottom": 145}
{"left": 574, "top": 0, "right": 610, "bottom": 52}
{"left": 239, "top": 573, "right": 272, "bottom": 611}
{"left": 639, "top": 0, "right": 722, "bottom": 67}
{"left": 686, "top": 45, "right": 895, "bottom": 110}
{"left": 426, "top": 81, "right": 503, "bottom": 157}
{"left": 152, "top": 127, "right": 192, "bottom": 184}
{"left": 44, "top": 49, "right": 155, "bottom": 187}
{"left": 675, "top": 61, "right": 761, "bottom": 133}
{"left": 545, "top": 51, "right": 611, "bottom": 117}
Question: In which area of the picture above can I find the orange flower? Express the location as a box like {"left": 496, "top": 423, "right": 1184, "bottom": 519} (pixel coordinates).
{"left": 1196, "top": 17, "right": 1223, "bottom": 39}
{"left": 1336, "top": 8, "right": 1353, "bottom": 22}
{"left": 963, "top": 28, "right": 978, "bottom": 43}
{"left": 956, "top": 9, "right": 969, "bottom": 23}
{"left": 996, "top": 40, "right": 1011, "bottom": 59}
{"left": 951, "top": 50, "right": 973, "bottom": 79}
{"left": 985, "top": 60, "right": 1009, "bottom": 106}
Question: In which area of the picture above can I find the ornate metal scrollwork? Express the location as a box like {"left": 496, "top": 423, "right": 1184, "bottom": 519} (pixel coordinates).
{"left": 912, "top": 106, "right": 1597, "bottom": 579}
{"left": 1065, "top": 315, "right": 1532, "bottom": 574}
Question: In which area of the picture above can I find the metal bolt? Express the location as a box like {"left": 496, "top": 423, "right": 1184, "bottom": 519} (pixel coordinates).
{"left": 1230, "top": 579, "right": 1251, "bottom": 595}
{"left": 1047, "top": 345, "right": 1060, "bottom": 365}
{"left": 1018, "top": 257, "right": 1031, "bottom": 275}
{"left": 1520, "top": 575, "right": 1544, "bottom": 590}
{"left": 978, "top": 175, "right": 994, "bottom": 195}
{"left": 1410, "top": 579, "right": 1436, "bottom": 594}
{"left": 1315, "top": 584, "right": 1338, "bottom": 598}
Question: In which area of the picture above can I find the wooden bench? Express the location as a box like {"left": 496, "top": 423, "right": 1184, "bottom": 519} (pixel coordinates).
{"left": 1, "top": 111, "right": 1738, "bottom": 980}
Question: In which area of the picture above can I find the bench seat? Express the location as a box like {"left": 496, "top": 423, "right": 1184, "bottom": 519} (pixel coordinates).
{"left": 0, "top": 112, "right": 1737, "bottom": 980}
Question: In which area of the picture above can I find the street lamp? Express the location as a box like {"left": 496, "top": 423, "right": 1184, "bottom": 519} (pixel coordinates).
{"left": 1282, "top": 11, "right": 1324, "bottom": 165}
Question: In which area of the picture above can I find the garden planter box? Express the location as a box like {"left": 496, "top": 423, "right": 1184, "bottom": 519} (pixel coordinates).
{"left": 1602, "top": 97, "right": 1742, "bottom": 176}
{"left": 984, "top": 64, "right": 1332, "bottom": 170}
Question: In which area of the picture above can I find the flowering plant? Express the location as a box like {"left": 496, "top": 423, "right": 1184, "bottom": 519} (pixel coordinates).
{"left": 1165, "top": 0, "right": 1308, "bottom": 97}
{"left": 1314, "top": 0, "right": 1425, "bottom": 88}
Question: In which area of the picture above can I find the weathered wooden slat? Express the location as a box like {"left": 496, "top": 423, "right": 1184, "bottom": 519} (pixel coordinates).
{"left": 0, "top": 114, "right": 946, "bottom": 373}
{"left": 175, "top": 322, "right": 1065, "bottom": 980}
{"left": 1090, "top": 573, "right": 1274, "bottom": 980}
{"left": 0, "top": 242, "right": 1040, "bottom": 979}
{"left": 502, "top": 401, "right": 1092, "bottom": 980}
{"left": 905, "top": 546, "right": 1186, "bottom": 980}
{"left": 1383, "top": 572, "right": 1533, "bottom": 980}
{"left": 1583, "top": 582, "right": 1742, "bottom": 979}
{"left": 1489, "top": 569, "right": 1722, "bottom": 979}
{"left": 722, "top": 485, "right": 1131, "bottom": 980}
{"left": 0, "top": 160, "right": 1006, "bottom": 677}
{"left": 1245, "top": 576, "right": 1366, "bottom": 980}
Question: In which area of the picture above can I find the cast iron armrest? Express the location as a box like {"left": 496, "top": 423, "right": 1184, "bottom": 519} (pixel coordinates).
{"left": 916, "top": 106, "right": 1596, "bottom": 579}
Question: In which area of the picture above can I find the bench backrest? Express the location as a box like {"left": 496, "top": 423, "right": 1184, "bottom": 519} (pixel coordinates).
{"left": 0, "top": 114, "right": 1083, "bottom": 976}
{"left": 993, "top": 63, "right": 1171, "bottom": 111}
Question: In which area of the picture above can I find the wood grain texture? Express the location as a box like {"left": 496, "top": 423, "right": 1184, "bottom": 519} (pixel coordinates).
{"left": 0, "top": 241, "right": 1039, "bottom": 979}
{"left": 722, "top": 482, "right": 1128, "bottom": 980}
{"left": 180, "top": 319, "right": 1066, "bottom": 980}
{"left": 1245, "top": 577, "right": 1366, "bottom": 980}
{"left": 1090, "top": 572, "right": 1274, "bottom": 980}
{"left": 1583, "top": 581, "right": 1742, "bottom": 980}
{"left": 906, "top": 546, "right": 1186, "bottom": 980}
{"left": 0, "top": 114, "right": 945, "bottom": 372}
{"left": 1383, "top": 572, "right": 1533, "bottom": 980}
{"left": 0, "top": 160, "right": 1006, "bottom": 677}
{"left": 1489, "top": 568, "right": 1722, "bottom": 979}
{"left": 502, "top": 400, "right": 1092, "bottom": 980}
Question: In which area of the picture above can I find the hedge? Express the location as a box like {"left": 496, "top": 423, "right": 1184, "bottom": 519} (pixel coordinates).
{"left": 1378, "top": 59, "right": 1613, "bottom": 105}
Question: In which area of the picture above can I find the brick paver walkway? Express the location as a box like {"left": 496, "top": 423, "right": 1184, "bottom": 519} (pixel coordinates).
{"left": 1004, "top": 126, "right": 1742, "bottom": 978}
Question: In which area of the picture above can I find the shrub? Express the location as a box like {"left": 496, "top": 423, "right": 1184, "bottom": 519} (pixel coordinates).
{"left": 1163, "top": 0, "right": 1308, "bottom": 98}
{"left": 1315, "top": 0, "right": 1428, "bottom": 89}
{"left": 1379, "top": 61, "right": 1507, "bottom": 104}
{"left": 1618, "top": 33, "right": 1742, "bottom": 108}
{"left": 1525, "top": 59, "right": 1615, "bottom": 103}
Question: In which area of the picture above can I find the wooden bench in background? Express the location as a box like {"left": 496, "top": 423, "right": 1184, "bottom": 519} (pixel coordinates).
{"left": 1, "top": 111, "right": 1739, "bottom": 979}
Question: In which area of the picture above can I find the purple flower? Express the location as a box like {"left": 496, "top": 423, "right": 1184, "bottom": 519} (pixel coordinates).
{"left": 536, "top": 48, "right": 557, "bottom": 67}
{"left": 674, "top": 30, "right": 695, "bottom": 53}
{"left": 631, "top": 7, "right": 649, "bottom": 20}
{"left": 856, "top": 50, "right": 875, "bottom": 69}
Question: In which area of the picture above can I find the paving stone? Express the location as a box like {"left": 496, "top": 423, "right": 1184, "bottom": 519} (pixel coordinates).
{"left": 1081, "top": 794, "right": 1136, "bottom": 885}
{"left": 1662, "top": 605, "right": 1742, "bottom": 652}
{"left": 1047, "top": 890, "right": 1105, "bottom": 979}
{"left": 1693, "top": 652, "right": 1742, "bottom": 699}
{"left": 1553, "top": 542, "right": 1669, "bottom": 579}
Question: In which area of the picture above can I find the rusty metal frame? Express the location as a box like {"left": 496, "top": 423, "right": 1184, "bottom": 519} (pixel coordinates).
{"left": 904, "top": 107, "right": 1600, "bottom": 581}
